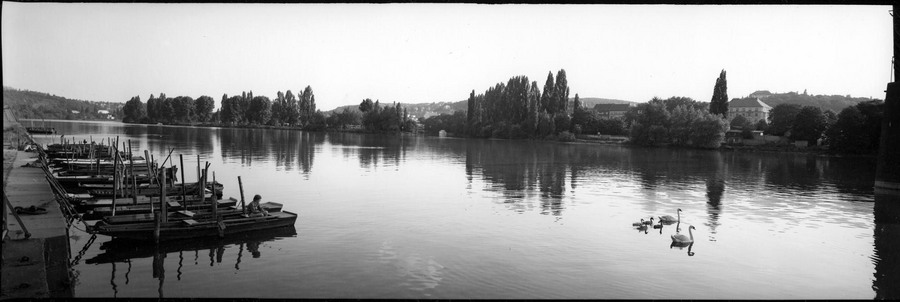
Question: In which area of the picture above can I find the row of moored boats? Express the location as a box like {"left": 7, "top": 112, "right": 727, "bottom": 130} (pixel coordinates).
{"left": 32, "top": 140, "right": 297, "bottom": 242}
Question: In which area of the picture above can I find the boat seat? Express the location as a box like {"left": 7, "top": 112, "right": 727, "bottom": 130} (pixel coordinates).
{"left": 183, "top": 219, "right": 199, "bottom": 226}
{"left": 175, "top": 210, "right": 195, "bottom": 217}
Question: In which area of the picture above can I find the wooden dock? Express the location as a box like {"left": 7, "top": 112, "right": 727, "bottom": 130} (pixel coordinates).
{"left": 2, "top": 150, "right": 72, "bottom": 299}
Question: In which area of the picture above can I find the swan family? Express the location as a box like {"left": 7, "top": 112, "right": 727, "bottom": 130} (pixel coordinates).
{"left": 631, "top": 209, "right": 698, "bottom": 246}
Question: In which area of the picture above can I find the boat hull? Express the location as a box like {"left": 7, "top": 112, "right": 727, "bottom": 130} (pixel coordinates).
{"left": 89, "top": 211, "right": 299, "bottom": 241}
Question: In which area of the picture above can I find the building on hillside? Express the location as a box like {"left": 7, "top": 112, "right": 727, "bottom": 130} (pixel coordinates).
{"left": 749, "top": 90, "right": 773, "bottom": 99}
{"left": 593, "top": 103, "right": 634, "bottom": 120}
{"left": 727, "top": 97, "right": 772, "bottom": 124}
{"left": 97, "top": 109, "right": 110, "bottom": 115}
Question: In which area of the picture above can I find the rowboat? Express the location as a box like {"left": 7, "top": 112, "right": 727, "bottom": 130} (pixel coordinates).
{"left": 88, "top": 210, "right": 298, "bottom": 241}
{"left": 81, "top": 197, "right": 238, "bottom": 220}
{"left": 101, "top": 202, "right": 283, "bottom": 224}
{"left": 70, "top": 191, "right": 217, "bottom": 211}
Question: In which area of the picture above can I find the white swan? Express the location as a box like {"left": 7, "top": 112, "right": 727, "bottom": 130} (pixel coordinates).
{"left": 659, "top": 208, "right": 682, "bottom": 224}
{"left": 632, "top": 219, "right": 645, "bottom": 226}
{"left": 671, "top": 225, "right": 695, "bottom": 244}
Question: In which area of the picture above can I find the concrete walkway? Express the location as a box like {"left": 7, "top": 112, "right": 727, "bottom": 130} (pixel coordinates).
{"left": 2, "top": 150, "right": 72, "bottom": 299}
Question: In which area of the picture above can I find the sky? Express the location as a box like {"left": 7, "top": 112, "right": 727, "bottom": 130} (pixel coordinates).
{"left": 2, "top": 3, "right": 893, "bottom": 111}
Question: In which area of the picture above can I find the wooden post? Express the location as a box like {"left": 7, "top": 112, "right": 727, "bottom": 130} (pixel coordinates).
{"left": 180, "top": 154, "right": 186, "bottom": 206}
{"left": 238, "top": 176, "right": 246, "bottom": 215}
{"left": 199, "top": 166, "right": 208, "bottom": 214}
{"left": 212, "top": 171, "right": 218, "bottom": 217}
{"left": 196, "top": 154, "right": 201, "bottom": 198}
{"left": 160, "top": 165, "right": 167, "bottom": 223}
{"left": 144, "top": 150, "right": 156, "bottom": 186}
{"left": 111, "top": 145, "right": 119, "bottom": 216}
{"left": 129, "top": 140, "right": 138, "bottom": 205}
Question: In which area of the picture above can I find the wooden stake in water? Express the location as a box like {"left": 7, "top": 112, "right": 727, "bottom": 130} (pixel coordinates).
{"left": 196, "top": 154, "right": 201, "bottom": 199}
{"left": 160, "top": 165, "right": 168, "bottom": 223}
{"left": 180, "top": 154, "right": 186, "bottom": 207}
{"left": 111, "top": 144, "right": 119, "bottom": 216}
{"left": 129, "top": 140, "right": 137, "bottom": 205}
{"left": 238, "top": 176, "right": 246, "bottom": 215}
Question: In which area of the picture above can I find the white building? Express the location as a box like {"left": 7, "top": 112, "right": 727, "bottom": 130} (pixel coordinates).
{"left": 727, "top": 98, "right": 772, "bottom": 124}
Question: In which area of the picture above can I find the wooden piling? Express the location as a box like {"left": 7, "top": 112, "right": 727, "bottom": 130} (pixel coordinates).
{"left": 238, "top": 176, "right": 246, "bottom": 215}
{"left": 180, "top": 154, "right": 186, "bottom": 207}
{"left": 160, "top": 164, "right": 168, "bottom": 223}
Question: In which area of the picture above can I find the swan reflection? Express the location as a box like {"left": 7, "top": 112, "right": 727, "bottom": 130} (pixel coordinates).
{"left": 670, "top": 241, "right": 695, "bottom": 257}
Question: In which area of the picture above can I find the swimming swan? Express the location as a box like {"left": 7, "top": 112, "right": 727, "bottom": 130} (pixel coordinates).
{"left": 642, "top": 217, "right": 654, "bottom": 225}
{"left": 632, "top": 219, "right": 645, "bottom": 226}
{"left": 659, "top": 209, "right": 682, "bottom": 224}
{"left": 671, "top": 225, "right": 695, "bottom": 244}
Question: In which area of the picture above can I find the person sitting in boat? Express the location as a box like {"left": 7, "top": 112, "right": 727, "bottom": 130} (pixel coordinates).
{"left": 249, "top": 194, "right": 268, "bottom": 216}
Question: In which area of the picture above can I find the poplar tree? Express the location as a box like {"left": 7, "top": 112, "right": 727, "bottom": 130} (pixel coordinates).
{"left": 709, "top": 69, "right": 728, "bottom": 116}
{"left": 555, "top": 69, "right": 569, "bottom": 114}
{"left": 541, "top": 72, "right": 555, "bottom": 114}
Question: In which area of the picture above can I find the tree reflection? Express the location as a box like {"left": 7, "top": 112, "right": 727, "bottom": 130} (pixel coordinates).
{"left": 705, "top": 152, "right": 725, "bottom": 241}
{"left": 219, "top": 128, "right": 322, "bottom": 174}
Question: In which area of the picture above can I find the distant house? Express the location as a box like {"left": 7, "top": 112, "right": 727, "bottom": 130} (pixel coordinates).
{"left": 749, "top": 90, "right": 773, "bottom": 99}
{"left": 71, "top": 110, "right": 80, "bottom": 114}
{"left": 727, "top": 98, "right": 772, "bottom": 124}
{"left": 97, "top": 109, "right": 110, "bottom": 115}
{"left": 593, "top": 103, "right": 633, "bottom": 120}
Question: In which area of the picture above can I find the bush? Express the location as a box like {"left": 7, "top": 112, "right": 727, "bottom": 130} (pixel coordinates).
{"left": 557, "top": 131, "right": 576, "bottom": 142}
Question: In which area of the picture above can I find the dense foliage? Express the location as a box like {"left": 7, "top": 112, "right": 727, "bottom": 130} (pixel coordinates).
{"left": 766, "top": 103, "right": 802, "bottom": 136}
{"left": 123, "top": 85, "right": 327, "bottom": 129}
{"left": 626, "top": 96, "right": 727, "bottom": 148}
{"left": 709, "top": 70, "right": 728, "bottom": 116}
{"left": 458, "top": 69, "right": 574, "bottom": 139}
{"left": 824, "top": 100, "right": 884, "bottom": 154}
{"left": 358, "top": 99, "right": 414, "bottom": 132}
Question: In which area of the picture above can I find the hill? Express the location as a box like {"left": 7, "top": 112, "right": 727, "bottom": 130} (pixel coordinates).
{"left": 3, "top": 87, "right": 124, "bottom": 120}
{"left": 745, "top": 90, "right": 873, "bottom": 113}
{"left": 328, "top": 100, "right": 468, "bottom": 120}
{"left": 327, "top": 97, "right": 634, "bottom": 120}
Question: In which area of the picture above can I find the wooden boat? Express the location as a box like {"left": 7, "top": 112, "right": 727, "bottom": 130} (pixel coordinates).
{"left": 88, "top": 210, "right": 299, "bottom": 241}
{"left": 83, "top": 181, "right": 223, "bottom": 198}
{"left": 101, "top": 202, "right": 283, "bottom": 225}
{"left": 70, "top": 191, "right": 216, "bottom": 211}
{"left": 26, "top": 127, "right": 56, "bottom": 134}
{"left": 81, "top": 197, "right": 238, "bottom": 220}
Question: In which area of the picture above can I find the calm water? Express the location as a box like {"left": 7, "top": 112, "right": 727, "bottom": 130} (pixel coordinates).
{"left": 26, "top": 119, "right": 898, "bottom": 299}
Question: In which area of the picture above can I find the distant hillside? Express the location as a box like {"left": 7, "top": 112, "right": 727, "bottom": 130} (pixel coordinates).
{"left": 3, "top": 87, "right": 124, "bottom": 120}
{"left": 576, "top": 97, "right": 634, "bottom": 107}
{"left": 328, "top": 100, "right": 467, "bottom": 120}
{"left": 327, "top": 97, "right": 634, "bottom": 120}
{"left": 744, "top": 90, "right": 873, "bottom": 113}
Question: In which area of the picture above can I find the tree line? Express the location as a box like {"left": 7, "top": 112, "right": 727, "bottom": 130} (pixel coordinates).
{"left": 122, "top": 86, "right": 331, "bottom": 129}
{"left": 422, "top": 69, "right": 733, "bottom": 148}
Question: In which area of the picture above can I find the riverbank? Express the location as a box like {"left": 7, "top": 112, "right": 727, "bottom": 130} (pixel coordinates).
{"left": 2, "top": 108, "right": 73, "bottom": 299}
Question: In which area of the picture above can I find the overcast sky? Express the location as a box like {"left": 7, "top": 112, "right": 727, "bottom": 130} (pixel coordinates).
{"left": 2, "top": 3, "right": 893, "bottom": 111}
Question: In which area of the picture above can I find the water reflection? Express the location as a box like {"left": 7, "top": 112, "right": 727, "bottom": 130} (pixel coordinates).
{"left": 706, "top": 152, "right": 725, "bottom": 242}
{"left": 669, "top": 242, "right": 695, "bottom": 257}
{"left": 873, "top": 191, "right": 900, "bottom": 299}
{"left": 219, "top": 128, "right": 322, "bottom": 173}
{"left": 85, "top": 227, "right": 297, "bottom": 296}
{"left": 464, "top": 141, "right": 573, "bottom": 215}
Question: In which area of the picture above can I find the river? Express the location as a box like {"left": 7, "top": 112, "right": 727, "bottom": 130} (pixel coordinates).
{"left": 25, "top": 119, "right": 895, "bottom": 299}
